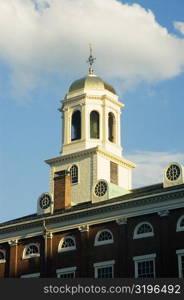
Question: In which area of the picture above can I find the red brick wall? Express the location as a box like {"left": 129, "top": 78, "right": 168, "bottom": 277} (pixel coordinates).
{"left": 0, "top": 208, "right": 184, "bottom": 277}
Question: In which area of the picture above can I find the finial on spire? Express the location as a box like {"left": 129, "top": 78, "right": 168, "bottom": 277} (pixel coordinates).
{"left": 87, "top": 43, "right": 96, "bottom": 75}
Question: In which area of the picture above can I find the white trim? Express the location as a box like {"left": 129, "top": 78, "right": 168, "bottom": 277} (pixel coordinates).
{"left": 133, "top": 222, "right": 154, "bottom": 239}
{"left": 0, "top": 249, "right": 6, "bottom": 263}
{"left": 176, "top": 215, "right": 184, "bottom": 232}
{"left": 56, "top": 266, "right": 76, "bottom": 278}
{"left": 133, "top": 253, "right": 156, "bottom": 278}
{"left": 58, "top": 236, "right": 76, "bottom": 253}
{"left": 21, "top": 273, "right": 40, "bottom": 278}
{"left": 176, "top": 249, "right": 184, "bottom": 278}
{"left": 176, "top": 249, "right": 184, "bottom": 255}
{"left": 93, "top": 260, "right": 115, "bottom": 267}
{"left": 1, "top": 192, "right": 184, "bottom": 243}
{"left": 133, "top": 253, "right": 156, "bottom": 261}
{"left": 22, "top": 243, "right": 40, "bottom": 260}
{"left": 94, "top": 229, "right": 114, "bottom": 246}
{"left": 94, "top": 260, "right": 115, "bottom": 278}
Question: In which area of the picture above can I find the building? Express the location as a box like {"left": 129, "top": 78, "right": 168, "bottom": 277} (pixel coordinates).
{"left": 0, "top": 53, "right": 184, "bottom": 278}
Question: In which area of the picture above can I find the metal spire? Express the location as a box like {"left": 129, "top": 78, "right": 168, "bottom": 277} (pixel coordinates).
{"left": 87, "top": 43, "right": 96, "bottom": 75}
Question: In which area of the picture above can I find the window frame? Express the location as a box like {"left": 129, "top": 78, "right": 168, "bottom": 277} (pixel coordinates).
{"left": 176, "top": 249, "right": 184, "bottom": 278}
{"left": 0, "top": 249, "right": 6, "bottom": 263}
{"left": 21, "top": 273, "right": 40, "bottom": 278}
{"left": 94, "top": 260, "right": 115, "bottom": 278}
{"left": 58, "top": 236, "right": 76, "bottom": 253}
{"left": 70, "top": 164, "right": 79, "bottom": 185}
{"left": 133, "top": 222, "right": 154, "bottom": 239}
{"left": 176, "top": 215, "right": 184, "bottom": 232}
{"left": 94, "top": 229, "right": 114, "bottom": 246}
{"left": 133, "top": 253, "right": 156, "bottom": 278}
{"left": 56, "top": 266, "right": 76, "bottom": 278}
{"left": 22, "top": 243, "right": 40, "bottom": 260}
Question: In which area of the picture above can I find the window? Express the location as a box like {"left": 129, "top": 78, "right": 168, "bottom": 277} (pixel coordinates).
{"left": 58, "top": 236, "right": 76, "bottom": 253}
{"left": 23, "top": 244, "right": 40, "bottom": 259}
{"left": 57, "top": 267, "right": 76, "bottom": 278}
{"left": 0, "top": 250, "right": 6, "bottom": 263}
{"left": 21, "top": 273, "right": 40, "bottom": 278}
{"left": 133, "top": 254, "right": 156, "bottom": 278}
{"left": 90, "top": 111, "right": 100, "bottom": 139}
{"left": 70, "top": 165, "right": 78, "bottom": 184}
{"left": 108, "top": 112, "right": 115, "bottom": 142}
{"left": 176, "top": 249, "right": 184, "bottom": 278}
{"left": 94, "top": 180, "right": 107, "bottom": 197}
{"left": 176, "top": 215, "right": 184, "bottom": 232}
{"left": 94, "top": 260, "right": 115, "bottom": 278}
{"left": 94, "top": 229, "right": 113, "bottom": 246}
{"left": 133, "top": 222, "right": 154, "bottom": 239}
{"left": 166, "top": 164, "right": 181, "bottom": 181}
{"left": 71, "top": 110, "right": 81, "bottom": 141}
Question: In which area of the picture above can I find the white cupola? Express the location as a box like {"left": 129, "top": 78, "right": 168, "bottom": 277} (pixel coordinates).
{"left": 46, "top": 48, "right": 135, "bottom": 206}
{"left": 60, "top": 67, "right": 123, "bottom": 157}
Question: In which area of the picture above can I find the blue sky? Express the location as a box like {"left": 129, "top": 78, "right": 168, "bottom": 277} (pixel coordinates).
{"left": 0, "top": 0, "right": 184, "bottom": 223}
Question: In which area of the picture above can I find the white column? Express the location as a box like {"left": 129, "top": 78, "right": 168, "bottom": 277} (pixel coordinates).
{"left": 81, "top": 103, "right": 86, "bottom": 140}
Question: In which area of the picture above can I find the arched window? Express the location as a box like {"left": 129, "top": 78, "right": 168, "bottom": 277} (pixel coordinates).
{"left": 133, "top": 222, "right": 154, "bottom": 239}
{"left": 71, "top": 110, "right": 81, "bottom": 141}
{"left": 90, "top": 111, "right": 100, "bottom": 139}
{"left": 94, "top": 229, "right": 114, "bottom": 246}
{"left": 108, "top": 112, "right": 115, "bottom": 142}
{"left": 70, "top": 165, "right": 78, "bottom": 184}
{"left": 0, "top": 250, "right": 6, "bottom": 263}
{"left": 58, "top": 236, "right": 76, "bottom": 253}
{"left": 23, "top": 244, "right": 40, "bottom": 259}
{"left": 176, "top": 215, "right": 184, "bottom": 232}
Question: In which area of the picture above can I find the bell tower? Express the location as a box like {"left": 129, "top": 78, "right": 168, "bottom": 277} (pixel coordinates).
{"left": 46, "top": 48, "right": 135, "bottom": 206}
{"left": 61, "top": 46, "right": 123, "bottom": 158}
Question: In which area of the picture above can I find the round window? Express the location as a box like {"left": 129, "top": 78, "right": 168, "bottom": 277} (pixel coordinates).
{"left": 94, "top": 181, "right": 107, "bottom": 197}
{"left": 39, "top": 193, "right": 51, "bottom": 209}
{"left": 166, "top": 164, "right": 180, "bottom": 181}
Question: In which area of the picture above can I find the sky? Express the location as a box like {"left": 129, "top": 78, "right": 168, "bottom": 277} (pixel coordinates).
{"left": 0, "top": 0, "right": 184, "bottom": 223}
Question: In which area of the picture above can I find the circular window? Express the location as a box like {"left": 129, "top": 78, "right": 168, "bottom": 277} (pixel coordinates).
{"left": 166, "top": 164, "right": 180, "bottom": 181}
{"left": 95, "top": 181, "right": 107, "bottom": 197}
{"left": 39, "top": 193, "right": 51, "bottom": 209}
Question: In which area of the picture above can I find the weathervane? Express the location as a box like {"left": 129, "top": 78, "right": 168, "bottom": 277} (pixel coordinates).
{"left": 87, "top": 43, "right": 96, "bottom": 75}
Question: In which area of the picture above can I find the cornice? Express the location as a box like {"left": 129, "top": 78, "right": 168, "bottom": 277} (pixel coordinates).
{"left": 97, "top": 148, "right": 136, "bottom": 168}
{"left": 61, "top": 91, "right": 122, "bottom": 108}
{"left": 62, "top": 92, "right": 87, "bottom": 104}
{"left": 45, "top": 147, "right": 98, "bottom": 165}
{"left": 45, "top": 146, "right": 136, "bottom": 168}
{"left": 0, "top": 188, "right": 184, "bottom": 237}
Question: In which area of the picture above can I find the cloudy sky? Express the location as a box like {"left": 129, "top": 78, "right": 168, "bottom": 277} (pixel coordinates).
{"left": 0, "top": 0, "right": 184, "bottom": 223}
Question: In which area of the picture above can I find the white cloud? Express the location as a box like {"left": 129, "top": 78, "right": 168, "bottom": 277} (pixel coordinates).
{"left": 174, "top": 21, "right": 184, "bottom": 35}
{"left": 127, "top": 151, "right": 184, "bottom": 188}
{"left": 0, "top": 0, "right": 184, "bottom": 95}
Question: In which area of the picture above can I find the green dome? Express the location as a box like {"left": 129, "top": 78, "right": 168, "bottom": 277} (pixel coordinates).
{"left": 68, "top": 75, "right": 116, "bottom": 95}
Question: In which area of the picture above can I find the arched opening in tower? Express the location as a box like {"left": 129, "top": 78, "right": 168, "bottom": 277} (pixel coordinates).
{"left": 108, "top": 112, "right": 115, "bottom": 143}
{"left": 90, "top": 111, "right": 100, "bottom": 139}
{"left": 71, "top": 110, "right": 81, "bottom": 141}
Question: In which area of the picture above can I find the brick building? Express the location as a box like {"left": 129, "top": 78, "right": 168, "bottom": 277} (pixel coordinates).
{"left": 0, "top": 57, "right": 184, "bottom": 278}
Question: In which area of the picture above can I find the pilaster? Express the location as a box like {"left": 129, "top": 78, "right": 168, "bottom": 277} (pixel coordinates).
{"left": 78, "top": 224, "right": 89, "bottom": 277}
{"left": 8, "top": 239, "right": 18, "bottom": 278}
{"left": 116, "top": 217, "right": 128, "bottom": 277}
{"left": 158, "top": 210, "right": 170, "bottom": 277}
